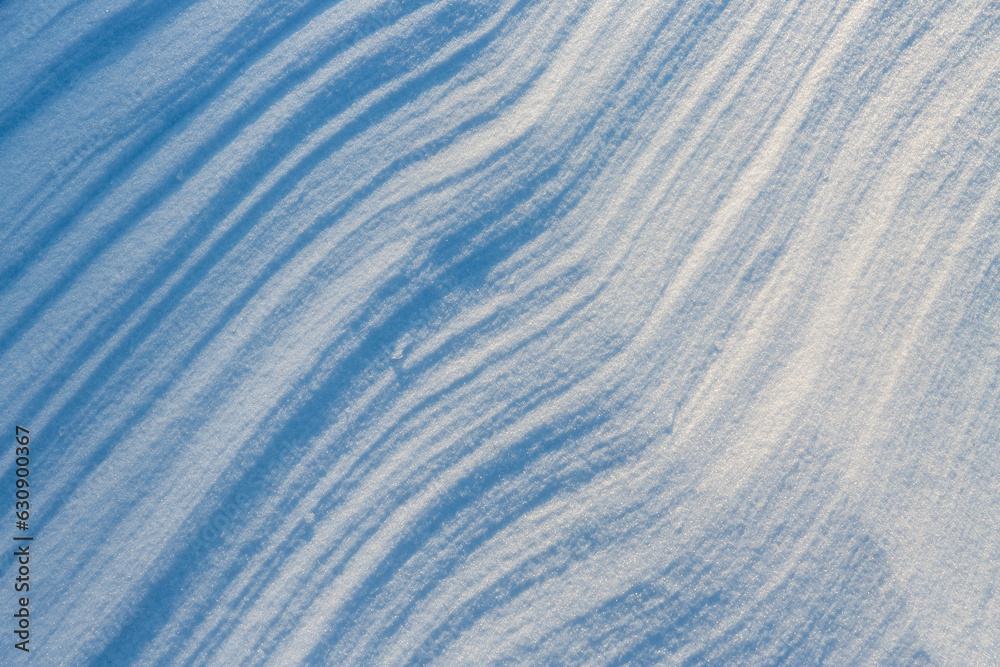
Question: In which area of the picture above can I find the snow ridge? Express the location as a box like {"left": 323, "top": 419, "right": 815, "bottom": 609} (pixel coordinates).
{"left": 1, "top": 0, "right": 999, "bottom": 664}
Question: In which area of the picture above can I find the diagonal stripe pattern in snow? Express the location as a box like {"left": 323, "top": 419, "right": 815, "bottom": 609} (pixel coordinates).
{"left": 2, "top": 0, "right": 999, "bottom": 664}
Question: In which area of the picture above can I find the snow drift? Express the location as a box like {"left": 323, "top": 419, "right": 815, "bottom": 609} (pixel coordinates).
{"left": 1, "top": 0, "right": 999, "bottom": 664}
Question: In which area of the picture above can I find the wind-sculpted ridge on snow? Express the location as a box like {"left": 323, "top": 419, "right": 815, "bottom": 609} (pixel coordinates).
{"left": 1, "top": 0, "right": 999, "bottom": 664}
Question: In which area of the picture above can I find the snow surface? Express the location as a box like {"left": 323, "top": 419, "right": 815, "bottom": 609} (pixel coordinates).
{"left": 2, "top": 0, "right": 999, "bottom": 664}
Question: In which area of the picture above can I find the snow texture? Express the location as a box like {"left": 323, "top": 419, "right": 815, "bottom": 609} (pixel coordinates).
{"left": 2, "top": 0, "right": 999, "bottom": 664}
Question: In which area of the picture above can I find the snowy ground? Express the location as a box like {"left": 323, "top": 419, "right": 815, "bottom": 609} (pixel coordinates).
{"left": 2, "top": 0, "right": 999, "bottom": 664}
